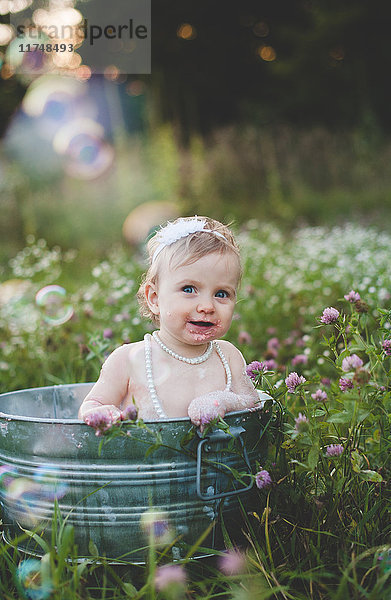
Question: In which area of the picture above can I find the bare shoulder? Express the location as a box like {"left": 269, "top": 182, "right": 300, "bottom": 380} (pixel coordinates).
{"left": 102, "top": 341, "right": 145, "bottom": 371}
{"left": 121, "top": 340, "right": 146, "bottom": 377}
{"left": 216, "top": 339, "right": 247, "bottom": 369}
{"left": 106, "top": 341, "right": 141, "bottom": 360}
{"left": 123, "top": 340, "right": 145, "bottom": 356}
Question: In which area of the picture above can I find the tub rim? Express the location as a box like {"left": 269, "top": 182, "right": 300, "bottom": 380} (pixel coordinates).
{"left": 0, "top": 383, "right": 271, "bottom": 425}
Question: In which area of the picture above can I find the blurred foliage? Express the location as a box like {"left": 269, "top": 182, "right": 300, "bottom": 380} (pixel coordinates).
{"left": 0, "top": 126, "right": 181, "bottom": 263}
{"left": 2, "top": 122, "right": 391, "bottom": 267}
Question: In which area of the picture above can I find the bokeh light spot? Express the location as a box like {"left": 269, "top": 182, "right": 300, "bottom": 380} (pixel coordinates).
{"left": 257, "top": 45, "right": 276, "bottom": 62}
{"left": 0, "top": 1, "right": 10, "bottom": 15}
{"left": 75, "top": 64, "right": 91, "bottom": 80}
{"left": 104, "top": 64, "right": 119, "bottom": 81}
{"left": 0, "top": 23, "right": 14, "bottom": 45}
{"left": 51, "top": 50, "right": 82, "bottom": 69}
{"left": 9, "top": 0, "right": 33, "bottom": 13}
{"left": 177, "top": 23, "right": 197, "bottom": 40}
{"left": 35, "top": 285, "right": 74, "bottom": 326}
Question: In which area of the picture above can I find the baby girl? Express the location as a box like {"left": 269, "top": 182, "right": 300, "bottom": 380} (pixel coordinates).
{"left": 78, "top": 216, "right": 259, "bottom": 428}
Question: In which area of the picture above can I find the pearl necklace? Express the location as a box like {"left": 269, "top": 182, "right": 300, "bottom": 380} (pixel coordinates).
{"left": 144, "top": 334, "right": 166, "bottom": 418}
{"left": 144, "top": 333, "right": 232, "bottom": 419}
{"left": 152, "top": 331, "right": 213, "bottom": 364}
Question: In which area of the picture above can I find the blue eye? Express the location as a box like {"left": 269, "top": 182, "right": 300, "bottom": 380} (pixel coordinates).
{"left": 215, "top": 290, "right": 228, "bottom": 298}
{"left": 182, "top": 285, "right": 195, "bottom": 294}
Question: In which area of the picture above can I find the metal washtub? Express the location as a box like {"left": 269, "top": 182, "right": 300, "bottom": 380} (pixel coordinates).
{"left": 0, "top": 383, "right": 271, "bottom": 562}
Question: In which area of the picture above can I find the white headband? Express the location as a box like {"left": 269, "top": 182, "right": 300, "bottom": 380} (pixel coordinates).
{"left": 151, "top": 217, "right": 226, "bottom": 263}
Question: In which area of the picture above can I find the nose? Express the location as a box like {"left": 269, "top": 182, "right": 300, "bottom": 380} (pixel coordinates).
{"left": 196, "top": 295, "right": 215, "bottom": 314}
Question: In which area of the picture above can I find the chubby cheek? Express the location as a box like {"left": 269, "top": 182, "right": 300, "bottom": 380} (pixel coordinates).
{"left": 162, "top": 309, "right": 180, "bottom": 328}
{"left": 220, "top": 307, "right": 235, "bottom": 330}
{"left": 160, "top": 306, "right": 173, "bottom": 318}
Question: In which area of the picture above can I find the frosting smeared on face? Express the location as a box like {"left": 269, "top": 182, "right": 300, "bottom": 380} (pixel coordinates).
{"left": 149, "top": 251, "right": 240, "bottom": 355}
{"left": 185, "top": 319, "right": 222, "bottom": 341}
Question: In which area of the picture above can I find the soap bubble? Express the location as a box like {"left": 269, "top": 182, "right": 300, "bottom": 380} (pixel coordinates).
{"left": 1, "top": 464, "right": 68, "bottom": 527}
{"left": 16, "top": 559, "right": 53, "bottom": 600}
{"left": 0, "top": 464, "right": 18, "bottom": 486}
{"left": 66, "top": 135, "right": 114, "bottom": 180}
{"left": 52, "top": 118, "right": 114, "bottom": 180}
{"left": 5, "top": 476, "right": 43, "bottom": 526}
{"left": 33, "top": 465, "right": 68, "bottom": 501}
{"left": 22, "top": 75, "right": 90, "bottom": 122}
{"left": 35, "top": 285, "right": 73, "bottom": 325}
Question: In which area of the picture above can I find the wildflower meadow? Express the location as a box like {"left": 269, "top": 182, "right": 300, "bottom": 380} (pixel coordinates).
{"left": 0, "top": 221, "right": 390, "bottom": 599}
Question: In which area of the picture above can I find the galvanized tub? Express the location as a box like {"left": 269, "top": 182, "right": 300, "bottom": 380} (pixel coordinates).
{"left": 0, "top": 383, "right": 271, "bottom": 562}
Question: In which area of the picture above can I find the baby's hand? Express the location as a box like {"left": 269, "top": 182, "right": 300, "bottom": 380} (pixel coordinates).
{"left": 188, "top": 391, "right": 228, "bottom": 431}
{"left": 188, "top": 390, "right": 259, "bottom": 431}
{"left": 80, "top": 401, "right": 122, "bottom": 436}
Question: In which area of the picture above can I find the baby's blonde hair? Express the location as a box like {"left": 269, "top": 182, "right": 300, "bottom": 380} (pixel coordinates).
{"left": 137, "top": 216, "right": 241, "bottom": 323}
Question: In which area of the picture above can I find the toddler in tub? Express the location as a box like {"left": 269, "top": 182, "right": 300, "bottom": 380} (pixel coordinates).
{"left": 79, "top": 216, "right": 259, "bottom": 428}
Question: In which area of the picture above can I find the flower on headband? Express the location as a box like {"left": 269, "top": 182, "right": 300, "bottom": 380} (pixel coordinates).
{"left": 152, "top": 217, "right": 225, "bottom": 263}
{"left": 155, "top": 217, "right": 207, "bottom": 246}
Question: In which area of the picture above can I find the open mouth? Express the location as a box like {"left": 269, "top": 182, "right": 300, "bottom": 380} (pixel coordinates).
{"left": 188, "top": 321, "right": 215, "bottom": 327}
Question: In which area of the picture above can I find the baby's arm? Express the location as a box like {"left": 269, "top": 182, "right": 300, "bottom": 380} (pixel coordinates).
{"left": 188, "top": 342, "right": 259, "bottom": 428}
{"left": 78, "top": 346, "right": 130, "bottom": 426}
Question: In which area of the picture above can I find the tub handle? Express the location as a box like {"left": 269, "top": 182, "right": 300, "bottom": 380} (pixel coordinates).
{"left": 196, "top": 426, "right": 254, "bottom": 501}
